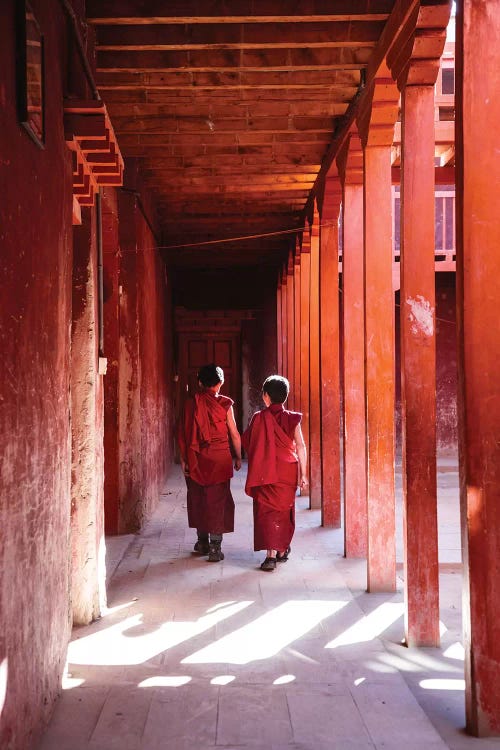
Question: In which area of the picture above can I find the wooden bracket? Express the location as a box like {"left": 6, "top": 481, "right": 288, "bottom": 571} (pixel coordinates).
{"left": 64, "top": 100, "right": 124, "bottom": 223}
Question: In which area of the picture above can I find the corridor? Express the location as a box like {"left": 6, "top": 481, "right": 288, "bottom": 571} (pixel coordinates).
{"left": 39, "top": 464, "right": 498, "bottom": 750}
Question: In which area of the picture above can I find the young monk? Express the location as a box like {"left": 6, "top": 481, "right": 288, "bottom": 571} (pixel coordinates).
{"left": 178, "top": 364, "right": 242, "bottom": 562}
{"left": 242, "top": 375, "right": 307, "bottom": 571}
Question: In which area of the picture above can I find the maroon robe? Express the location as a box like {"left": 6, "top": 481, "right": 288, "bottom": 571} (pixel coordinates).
{"left": 242, "top": 404, "right": 301, "bottom": 551}
{"left": 178, "top": 390, "right": 235, "bottom": 534}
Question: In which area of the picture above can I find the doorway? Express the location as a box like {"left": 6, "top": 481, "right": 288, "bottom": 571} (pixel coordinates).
{"left": 175, "top": 310, "right": 243, "bottom": 430}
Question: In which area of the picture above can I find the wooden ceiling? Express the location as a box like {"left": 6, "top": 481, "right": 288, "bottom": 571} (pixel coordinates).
{"left": 87, "top": 1, "right": 396, "bottom": 268}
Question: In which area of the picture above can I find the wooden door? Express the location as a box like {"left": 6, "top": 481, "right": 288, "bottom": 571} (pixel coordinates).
{"left": 177, "top": 331, "right": 242, "bottom": 429}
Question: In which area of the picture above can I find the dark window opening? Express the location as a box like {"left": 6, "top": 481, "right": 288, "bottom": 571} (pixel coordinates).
{"left": 442, "top": 68, "right": 455, "bottom": 95}
{"left": 439, "top": 107, "right": 455, "bottom": 121}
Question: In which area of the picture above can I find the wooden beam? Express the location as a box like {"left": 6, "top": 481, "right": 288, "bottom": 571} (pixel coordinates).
{"left": 96, "top": 21, "right": 386, "bottom": 50}
{"left": 106, "top": 102, "right": 351, "bottom": 118}
{"left": 96, "top": 47, "right": 373, "bottom": 72}
{"left": 87, "top": 0, "right": 393, "bottom": 24}
{"left": 96, "top": 70, "right": 367, "bottom": 90}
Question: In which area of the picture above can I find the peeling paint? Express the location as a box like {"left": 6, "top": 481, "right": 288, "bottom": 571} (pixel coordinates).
{"left": 406, "top": 295, "right": 434, "bottom": 337}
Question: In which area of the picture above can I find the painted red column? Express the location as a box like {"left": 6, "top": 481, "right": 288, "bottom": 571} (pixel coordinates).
{"left": 276, "top": 277, "right": 282, "bottom": 374}
{"left": 340, "top": 170, "right": 368, "bottom": 556}
{"left": 117, "top": 190, "right": 143, "bottom": 533}
{"left": 364, "top": 145, "right": 396, "bottom": 592}
{"left": 456, "top": 1, "right": 500, "bottom": 735}
{"left": 71, "top": 207, "right": 106, "bottom": 623}
{"left": 293, "top": 249, "right": 301, "bottom": 410}
{"left": 299, "top": 233, "right": 311, "bottom": 496}
{"left": 400, "top": 84, "right": 439, "bottom": 646}
{"left": 102, "top": 188, "right": 121, "bottom": 535}
{"left": 287, "top": 252, "right": 295, "bottom": 409}
{"left": 319, "top": 179, "right": 342, "bottom": 528}
{"left": 280, "top": 267, "right": 288, "bottom": 379}
{"left": 309, "top": 213, "right": 322, "bottom": 509}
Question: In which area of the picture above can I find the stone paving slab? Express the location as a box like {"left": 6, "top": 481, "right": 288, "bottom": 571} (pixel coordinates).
{"left": 38, "top": 463, "right": 500, "bottom": 750}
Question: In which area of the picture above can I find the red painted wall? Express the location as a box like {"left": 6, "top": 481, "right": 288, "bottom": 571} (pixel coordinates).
{"left": 137, "top": 204, "right": 174, "bottom": 520}
{"left": 0, "top": 2, "right": 73, "bottom": 747}
{"left": 71, "top": 207, "right": 106, "bottom": 624}
{"left": 103, "top": 184, "right": 174, "bottom": 534}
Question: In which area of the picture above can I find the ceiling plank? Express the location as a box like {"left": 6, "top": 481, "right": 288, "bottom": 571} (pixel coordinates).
{"left": 96, "top": 21, "right": 385, "bottom": 50}
{"left": 87, "top": 0, "right": 393, "bottom": 24}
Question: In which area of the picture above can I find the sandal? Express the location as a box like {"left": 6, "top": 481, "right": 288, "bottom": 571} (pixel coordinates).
{"left": 260, "top": 556, "right": 277, "bottom": 572}
{"left": 193, "top": 540, "right": 210, "bottom": 555}
{"left": 276, "top": 546, "right": 291, "bottom": 562}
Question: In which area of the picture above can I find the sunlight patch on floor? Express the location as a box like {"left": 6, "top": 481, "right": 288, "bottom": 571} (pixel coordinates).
{"left": 443, "top": 641, "right": 465, "bottom": 661}
{"left": 67, "top": 601, "right": 254, "bottom": 666}
{"left": 182, "top": 600, "right": 346, "bottom": 665}
{"left": 273, "top": 674, "right": 296, "bottom": 685}
{"left": 138, "top": 676, "right": 192, "bottom": 687}
{"left": 210, "top": 675, "right": 236, "bottom": 685}
{"left": 325, "top": 602, "right": 404, "bottom": 649}
{"left": 420, "top": 678, "right": 465, "bottom": 691}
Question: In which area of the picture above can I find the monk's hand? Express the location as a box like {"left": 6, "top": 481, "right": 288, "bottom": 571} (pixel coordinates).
{"left": 299, "top": 474, "right": 308, "bottom": 490}
{"left": 234, "top": 457, "right": 242, "bottom": 471}
{"left": 181, "top": 459, "right": 189, "bottom": 477}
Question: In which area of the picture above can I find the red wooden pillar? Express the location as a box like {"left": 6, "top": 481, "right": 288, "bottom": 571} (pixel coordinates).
{"left": 102, "top": 188, "right": 120, "bottom": 535}
{"left": 363, "top": 144, "right": 396, "bottom": 592}
{"left": 280, "top": 266, "right": 288, "bottom": 379}
{"left": 456, "top": 1, "right": 500, "bottom": 735}
{"left": 400, "top": 84, "right": 439, "bottom": 646}
{"left": 299, "top": 233, "right": 311, "bottom": 496}
{"left": 309, "top": 211, "right": 322, "bottom": 509}
{"left": 338, "top": 136, "right": 368, "bottom": 554}
{"left": 319, "top": 177, "right": 342, "bottom": 527}
{"left": 287, "top": 251, "right": 295, "bottom": 409}
{"left": 293, "top": 245, "right": 301, "bottom": 411}
{"left": 276, "top": 276, "right": 282, "bottom": 374}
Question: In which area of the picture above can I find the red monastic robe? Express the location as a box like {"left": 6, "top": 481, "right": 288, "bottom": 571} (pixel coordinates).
{"left": 178, "top": 390, "right": 235, "bottom": 534}
{"left": 242, "top": 404, "right": 301, "bottom": 551}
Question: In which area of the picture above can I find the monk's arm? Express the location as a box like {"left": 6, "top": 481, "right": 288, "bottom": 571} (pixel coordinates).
{"left": 226, "top": 407, "right": 242, "bottom": 471}
{"left": 294, "top": 423, "right": 308, "bottom": 489}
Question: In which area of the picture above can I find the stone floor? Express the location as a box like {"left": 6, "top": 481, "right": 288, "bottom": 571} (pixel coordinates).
{"left": 39, "top": 462, "right": 500, "bottom": 750}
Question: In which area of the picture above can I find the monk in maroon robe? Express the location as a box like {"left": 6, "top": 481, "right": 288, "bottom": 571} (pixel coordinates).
{"left": 178, "top": 364, "right": 241, "bottom": 562}
{"left": 242, "top": 375, "right": 307, "bottom": 571}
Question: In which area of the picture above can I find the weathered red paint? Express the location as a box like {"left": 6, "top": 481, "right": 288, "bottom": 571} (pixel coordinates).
{"left": 280, "top": 271, "right": 288, "bottom": 379}
{"left": 136, "top": 190, "right": 174, "bottom": 521}
{"left": 117, "top": 190, "right": 144, "bottom": 531}
{"left": 286, "top": 257, "right": 295, "bottom": 409}
{"left": 341, "top": 181, "right": 368, "bottom": 556}
{"left": 103, "top": 184, "right": 174, "bottom": 534}
{"left": 400, "top": 84, "right": 439, "bottom": 646}
{"left": 71, "top": 208, "right": 106, "bottom": 625}
{"left": 309, "top": 215, "right": 322, "bottom": 509}
{"left": 337, "top": 132, "right": 367, "bottom": 555}
{"left": 319, "top": 179, "right": 342, "bottom": 528}
{"left": 456, "top": 0, "right": 500, "bottom": 735}
{"left": 299, "top": 235, "right": 311, "bottom": 496}
{"left": 293, "top": 250, "right": 301, "bottom": 412}
{"left": 102, "top": 189, "right": 121, "bottom": 535}
{"left": 0, "top": 2, "right": 74, "bottom": 746}
{"left": 276, "top": 282, "right": 282, "bottom": 373}
{"left": 364, "top": 145, "right": 396, "bottom": 592}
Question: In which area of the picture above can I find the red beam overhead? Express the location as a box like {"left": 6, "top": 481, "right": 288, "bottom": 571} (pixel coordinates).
{"left": 87, "top": 1, "right": 394, "bottom": 24}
